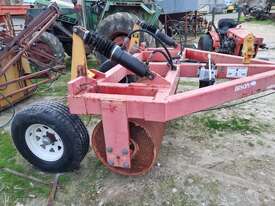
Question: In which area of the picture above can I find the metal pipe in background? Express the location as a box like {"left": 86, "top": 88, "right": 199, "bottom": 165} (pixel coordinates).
{"left": 211, "top": 7, "right": 216, "bottom": 25}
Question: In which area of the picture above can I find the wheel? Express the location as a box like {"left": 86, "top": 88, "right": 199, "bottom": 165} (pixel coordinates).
{"left": 217, "top": 18, "right": 237, "bottom": 34}
{"left": 29, "top": 32, "right": 65, "bottom": 70}
{"left": 96, "top": 12, "right": 138, "bottom": 64}
{"left": 92, "top": 120, "right": 165, "bottom": 176}
{"left": 96, "top": 12, "right": 156, "bottom": 65}
{"left": 198, "top": 34, "right": 213, "bottom": 51}
{"left": 43, "top": 101, "right": 90, "bottom": 160}
{"left": 11, "top": 101, "right": 89, "bottom": 173}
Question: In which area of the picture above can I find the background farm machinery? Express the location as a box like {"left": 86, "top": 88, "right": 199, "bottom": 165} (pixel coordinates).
{"left": 159, "top": 12, "right": 208, "bottom": 39}
{"left": 198, "top": 18, "right": 265, "bottom": 59}
{"left": 26, "top": 0, "right": 162, "bottom": 61}
{"left": 238, "top": 0, "right": 274, "bottom": 20}
{"left": 26, "top": 0, "right": 209, "bottom": 61}
{"left": 0, "top": 4, "right": 64, "bottom": 111}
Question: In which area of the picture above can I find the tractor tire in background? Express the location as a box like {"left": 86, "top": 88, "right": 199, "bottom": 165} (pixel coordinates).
{"left": 96, "top": 12, "right": 138, "bottom": 64}
{"left": 96, "top": 12, "right": 156, "bottom": 65}
{"left": 29, "top": 32, "right": 65, "bottom": 70}
{"left": 198, "top": 34, "right": 213, "bottom": 51}
{"left": 217, "top": 18, "right": 237, "bottom": 31}
{"left": 11, "top": 102, "right": 89, "bottom": 173}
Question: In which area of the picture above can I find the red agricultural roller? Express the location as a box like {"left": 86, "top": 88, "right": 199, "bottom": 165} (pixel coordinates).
{"left": 11, "top": 24, "right": 275, "bottom": 176}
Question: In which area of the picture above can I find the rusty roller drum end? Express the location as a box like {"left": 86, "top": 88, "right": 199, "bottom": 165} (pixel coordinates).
{"left": 92, "top": 120, "right": 165, "bottom": 176}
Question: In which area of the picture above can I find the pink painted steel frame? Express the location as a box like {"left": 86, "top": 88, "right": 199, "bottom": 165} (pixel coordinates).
{"left": 68, "top": 48, "right": 275, "bottom": 168}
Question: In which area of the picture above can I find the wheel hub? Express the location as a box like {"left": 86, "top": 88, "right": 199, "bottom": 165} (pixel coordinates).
{"left": 25, "top": 124, "right": 64, "bottom": 162}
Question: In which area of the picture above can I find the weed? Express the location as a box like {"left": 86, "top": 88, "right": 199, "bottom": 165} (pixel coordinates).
{"left": 179, "top": 80, "right": 199, "bottom": 87}
{"left": 240, "top": 16, "right": 275, "bottom": 25}
{"left": 256, "top": 139, "right": 264, "bottom": 146}
{"left": 35, "top": 57, "right": 98, "bottom": 97}
{"left": 197, "top": 114, "right": 266, "bottom": 134}
{"left": 35, "top": 72, "right": 71, "bottom": 97}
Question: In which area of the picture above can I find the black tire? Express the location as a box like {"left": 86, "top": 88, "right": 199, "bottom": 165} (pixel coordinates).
{"left": 198, "top": 34, "right": 213, "bottom": 51}
{"left": 96, "top": 12, "right": 138, "bottom": 64}
{"left": 11, "top": 102, "right": 89, "bottom": 173}
{"left": 41, "top": 101, "right": 90, "bottom": 160}
{"left": 218, "top": 18, "right": 237, "bottom": 31}
{"left": 30, "top": 32, "right": 65, "bottom": 70}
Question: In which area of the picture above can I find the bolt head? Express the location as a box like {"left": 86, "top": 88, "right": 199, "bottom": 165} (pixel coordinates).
{"left": 123, "top": 162, "right": 130, "bottom": 169}
{"left": 122, "top": 148, "right": 129, "bottom": 155}
{"left": 106, "top": 147, "right": 113, "bottom": 153}
{"left": 107, "top": 159, "right": 114, "bottom": 166}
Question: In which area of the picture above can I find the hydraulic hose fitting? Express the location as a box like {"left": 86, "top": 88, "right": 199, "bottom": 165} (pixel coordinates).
{"left": 73, "top": 26, "right": 154, "bottom": 79}
{"left": 137, "top": 20, "right": 177, "bottom": 48}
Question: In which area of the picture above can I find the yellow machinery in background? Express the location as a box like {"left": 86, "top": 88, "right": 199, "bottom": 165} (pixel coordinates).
{"left": 71, "top": 31, "right": 95, "bottom": 80}
{"left": 0, "top": 55, "right": 33, "bottom": 110}
{"left": 0, "top": 4, "right": 63, "bottom": 111}
{"left": 242, "top": 33, "right": 255, "bottom": 64}
{"left": 227, "top": 4, "right": 235, "bottom": 13}
{"left": 0, "top": 14, "right": 33, "bottom": 110}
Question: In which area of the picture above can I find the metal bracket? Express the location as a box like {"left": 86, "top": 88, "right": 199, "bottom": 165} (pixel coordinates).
{"left": 101, "top": 100, "right": 131, "bottom": 168}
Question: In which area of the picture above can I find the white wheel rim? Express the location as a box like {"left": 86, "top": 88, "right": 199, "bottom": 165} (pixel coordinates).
{"left": 25, "top": 124, "right": 64, "bottom": 162}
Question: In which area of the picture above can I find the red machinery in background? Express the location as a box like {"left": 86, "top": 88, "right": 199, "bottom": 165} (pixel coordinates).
{"left": 198, "top": 18, "right": 265, "bottom": 58}
{"left": 0, "top": 5, "right": 30, "bottom": 16}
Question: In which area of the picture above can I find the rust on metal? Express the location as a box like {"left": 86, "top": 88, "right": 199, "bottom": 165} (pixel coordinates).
{"left": 92, "top": 120, "right": 165, "bottom": 176}
{"left": 0, "top": 3, "right": 64, "bottom": 110}
{"left": 47, "top": 174, "right": 61, "bottom": 206}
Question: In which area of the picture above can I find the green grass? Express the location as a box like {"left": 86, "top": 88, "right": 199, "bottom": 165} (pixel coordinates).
{"left": 240, "top": 16, "right": 275, "bottom": 25}
{"left": 34, "top": 72, "right": 70, "bottom": 97}
{"left": 0, "top": 130, "right": 72, "bottom": 205}
{"left": 197, "top": 114, "right": 266, "bottom": 134}
{"left": 168, "top": 113, "right": 268, "bottom": 140}
{"left": 34, "top": 57, "right": 98, "bottom": 97}
{"left": 0, "top": 130, "right": 50, "bottom": 205}
{"left": 179, "top": 80, "right": 198, "bottom": 87}
{"left": 87, "top": 58, "right": 98, "bottom": 68}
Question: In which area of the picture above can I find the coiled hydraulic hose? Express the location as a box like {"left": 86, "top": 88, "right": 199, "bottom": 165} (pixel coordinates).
{"left": 73, "top": 26, "right": 155, "bottom": 79}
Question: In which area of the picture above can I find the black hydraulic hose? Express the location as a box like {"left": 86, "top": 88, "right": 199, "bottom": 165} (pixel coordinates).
{"left": 137, "top": 21, "right": 177, "bottom": 48}
{"left": 127, "top": 29, "right": 175, "bottom": 70}
{"left": 99, "top": 29, "right": 176, "bottom": 73}
{"left": 75, "top": 27, "right": 155, "bottom": 79}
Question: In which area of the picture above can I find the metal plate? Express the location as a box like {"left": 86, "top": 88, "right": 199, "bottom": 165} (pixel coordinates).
{"left": 226, "top": 67, "right": 248, "bottom": 78}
